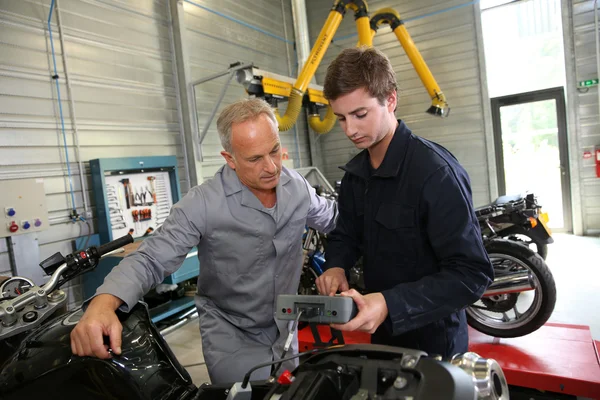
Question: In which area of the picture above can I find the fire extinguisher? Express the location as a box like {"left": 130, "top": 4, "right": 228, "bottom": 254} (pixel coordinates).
{"left": 596, "top": 147, "right": 600, "bottom": 178}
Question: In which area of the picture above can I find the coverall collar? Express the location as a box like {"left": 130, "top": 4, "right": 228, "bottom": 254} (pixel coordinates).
{"left": 341, "top": 120, "right": 411, "bottom": 180}
{"left": 221, "top": 164, "right": 292, "bottom": 216}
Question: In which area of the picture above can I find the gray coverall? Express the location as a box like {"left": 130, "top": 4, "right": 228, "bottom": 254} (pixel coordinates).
{"left": 94, "top": 165, "right": 338, "bottom": 383}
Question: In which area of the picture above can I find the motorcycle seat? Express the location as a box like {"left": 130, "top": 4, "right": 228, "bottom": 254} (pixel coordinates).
{"left": 493, "top": 193, "right": 524, "bottom": 205}
{"left": 475, "top": 193, "right": 525, "bottom": 213}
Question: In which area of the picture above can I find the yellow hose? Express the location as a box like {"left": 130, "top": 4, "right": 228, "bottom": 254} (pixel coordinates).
{"left": 308, "top": 105, "right": 337, "bottom": 134}
{"left": 276, "top": 1, "right": 375, "bottom": 131}
{"left": 274, "top": 89, "right": 304, "bottom": 131}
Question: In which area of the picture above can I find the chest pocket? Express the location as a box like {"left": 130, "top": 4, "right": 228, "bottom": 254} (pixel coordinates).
{"left": 374, "top": 203, "right": 418, "bottom": 264}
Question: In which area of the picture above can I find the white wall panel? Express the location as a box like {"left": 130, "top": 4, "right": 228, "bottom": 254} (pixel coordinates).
{"left": 570, "top": 0, "right": 600, "bottom": 234}
{"left": 0, "top": 0, "right": 185, "bottom": 301}
{"left": 183, "top": 0, "right": 312, "bottom": 180}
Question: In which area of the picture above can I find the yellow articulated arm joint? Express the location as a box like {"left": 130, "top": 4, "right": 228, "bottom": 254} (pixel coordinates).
{"left": 370, "top": 7, "right": 449, "bottom": 117}
{"left": 309, "top": 105, "right": 337, "bottom": 134}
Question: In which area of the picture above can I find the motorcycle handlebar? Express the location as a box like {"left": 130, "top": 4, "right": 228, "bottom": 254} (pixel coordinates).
{"left": 1, "top": 235, "right": 134, "bottom": 316}
{"left": 98, "top": 234, "right": 134, "bottom": 257}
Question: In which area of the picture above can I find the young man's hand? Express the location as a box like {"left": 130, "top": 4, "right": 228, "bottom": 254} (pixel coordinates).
{"left": 316, "top": 267, "right": 349, "bottom": 296}
{"left": 331, "top": 289, "right": 388, "bottom": 334}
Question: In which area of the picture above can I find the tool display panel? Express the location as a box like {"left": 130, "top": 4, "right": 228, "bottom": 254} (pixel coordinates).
{"left": 103, "top": 171, "right": 174, "bottom": 240}
{"left": 90, "top": 156, "right": 179, "bottom": 242}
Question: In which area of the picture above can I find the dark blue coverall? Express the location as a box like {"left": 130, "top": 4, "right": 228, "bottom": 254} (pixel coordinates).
{"left": 324, "top": 120, "right": 494, "bottom": 358}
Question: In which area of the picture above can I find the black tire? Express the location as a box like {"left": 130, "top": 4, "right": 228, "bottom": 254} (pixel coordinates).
{"left": 467, "top": 239, "right": 556, "bottom": 338}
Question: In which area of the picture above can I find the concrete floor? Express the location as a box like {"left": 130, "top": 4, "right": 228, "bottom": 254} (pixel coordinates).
{"left": 545, "top": 233, "right": 600, "bottom": 340}
{"left": 163, "top": 318, "right": 210, "bottom": 386}
{"left": 163, "top": 233, "right": 600, "bottom": 387}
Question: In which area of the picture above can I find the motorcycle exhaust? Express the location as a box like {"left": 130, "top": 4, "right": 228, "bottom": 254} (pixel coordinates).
{"left": 483, "top": 271, "right": 535, "bottom": 296}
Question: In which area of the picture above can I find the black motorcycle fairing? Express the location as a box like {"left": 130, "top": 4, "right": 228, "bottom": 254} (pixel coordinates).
{"left": 500, "top": 223, "right": 554, "bottom": 245}
{"left": 288, "top": 345, "right": 475, "bottom": 400}
{"left": 0, "top": 302, "right": 197, "bottom": 400}
{"left": 193, "top": 345, "right": 476, "bottom": 400}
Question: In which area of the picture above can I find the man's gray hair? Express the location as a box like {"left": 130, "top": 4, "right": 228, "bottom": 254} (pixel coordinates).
{"left": 216, "top": 98, "right": 279, "bottom": 153}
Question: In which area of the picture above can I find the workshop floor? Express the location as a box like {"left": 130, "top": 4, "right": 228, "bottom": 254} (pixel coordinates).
{"left": 163, "top": 319, "right": 211, "bottom": 386}
{"left": 545, "top": 233, "right": 600, "bottom": 340}
{"left": 163, "top": 233, "right": 600, "bottom": 387}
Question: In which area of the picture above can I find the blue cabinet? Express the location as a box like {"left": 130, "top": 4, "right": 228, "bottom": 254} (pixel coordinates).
{"left": 85, "top": 156, "right": 199, "bottom": 322}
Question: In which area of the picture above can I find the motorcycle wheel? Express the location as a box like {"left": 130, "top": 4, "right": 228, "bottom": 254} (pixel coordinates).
{"left": 503, "top": 233, "right": 549, "bottom": 260}
{"left": 466, "top": 239, "right": 556, "bottom": 338}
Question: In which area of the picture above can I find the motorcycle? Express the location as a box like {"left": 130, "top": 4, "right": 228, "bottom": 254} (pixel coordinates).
{"left": 300, "top": 189, "right": 556, "bottom": 339}
{"left": 476, "top": 193, "right": 553, "bottom": 260}
{"left": 0, "top": 235, "right": 509, "bottom": 399}
{"left": 469, "top": 194, "right": 557, "bottom": 338}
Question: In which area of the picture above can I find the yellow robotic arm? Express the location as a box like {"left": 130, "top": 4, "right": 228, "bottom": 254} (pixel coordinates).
{"left": 370, "top": 8, "right": 450, "bottom": 117}
{"left": 239, "top": 1, "right": 449, "bottom": 134}
{"left": 305, "top": 0, "right": 372, "bottom": 134}
{"left": 275, "top": 0, "right": 371, "bottom": 132}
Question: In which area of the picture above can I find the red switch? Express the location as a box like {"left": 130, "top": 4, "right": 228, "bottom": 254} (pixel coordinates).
{"left": 277, "top": 370, "right": 295, "bottom": 385}
{"left": 8, "top": 222, "right": 18, "bottom": 233}
{"left": 596, "top": 148, "right": 600, "bottom": 178}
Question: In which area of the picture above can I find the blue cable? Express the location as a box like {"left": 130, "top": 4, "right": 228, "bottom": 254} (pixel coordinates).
{"left": 184, "top": 0, "right": 294, "bottom": 44}
{"left": 333, "top": 0, "right": 482, "bottom": 42}
{"left": 48, "top": 0, "right": 77, "bottom": 220}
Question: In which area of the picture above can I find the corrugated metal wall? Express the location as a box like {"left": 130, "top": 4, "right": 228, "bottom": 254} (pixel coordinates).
{"left": 305, "top": 0, "right": 493, "bottom": 207}
{"left": 182, "top": 0, "right": 312, "bottom": 180}
{"left": 0, "top": 0, "right": 311, "bottom": 307}
{"left": 571, "top": 0, "right": 600, "bottom": 234}
{"left": 0, "top": 0, "right": 184, "bottom": 307}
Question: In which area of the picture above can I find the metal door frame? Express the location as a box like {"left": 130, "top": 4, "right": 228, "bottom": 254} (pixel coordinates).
{"left": 491, "top": 86, "right": 573, "bottom": 232}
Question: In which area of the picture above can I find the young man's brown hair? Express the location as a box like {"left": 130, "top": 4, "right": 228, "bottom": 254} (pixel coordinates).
{"left": 323, "top": 46, "right": 397, "bottom": 104}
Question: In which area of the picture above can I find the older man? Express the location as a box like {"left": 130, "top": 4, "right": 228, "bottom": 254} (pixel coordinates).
{"left": 71, "top": 98, "right": 338, "bottom": 383}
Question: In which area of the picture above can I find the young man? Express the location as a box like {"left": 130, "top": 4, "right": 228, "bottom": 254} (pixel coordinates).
{"left": 316, "top": 47, "right": 494, "bottom": 359}
{"left": 71, "top": 98, "right": 338, "bottom": 383}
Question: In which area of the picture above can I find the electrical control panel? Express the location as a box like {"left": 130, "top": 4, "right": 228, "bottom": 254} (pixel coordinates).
{"left": 0, "top": 178, "right": 49, "bottom": 238}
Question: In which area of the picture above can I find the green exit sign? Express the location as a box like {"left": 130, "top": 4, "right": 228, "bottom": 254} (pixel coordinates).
{"left": 578, "top": 79, "right": 599, "bottom": 87}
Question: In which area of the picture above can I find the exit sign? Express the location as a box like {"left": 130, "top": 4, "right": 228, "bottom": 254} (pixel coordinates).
{"left": 578, "top": 79, "right": 599, "bottom": 87}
